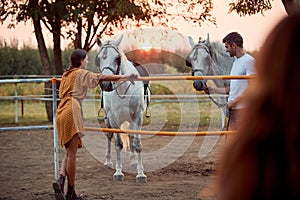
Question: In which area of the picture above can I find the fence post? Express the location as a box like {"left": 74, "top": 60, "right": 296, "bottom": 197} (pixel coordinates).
{"left": 14, "top": 83, "right": 18, "bottom": 123}
{"left": 52, "top": 78, "right": 59, "bottom": 180}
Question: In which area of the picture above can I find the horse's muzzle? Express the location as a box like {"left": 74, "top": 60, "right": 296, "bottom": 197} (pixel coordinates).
{"left": 100, "top": 81, "right": 114, "bottom": 92}
{"left": 193, "top": 80, "right": 206, "bottom": 91}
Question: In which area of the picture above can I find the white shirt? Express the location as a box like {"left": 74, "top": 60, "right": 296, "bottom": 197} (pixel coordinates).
{"left": 228, "top": 54, "right": 255, "bottom": 109}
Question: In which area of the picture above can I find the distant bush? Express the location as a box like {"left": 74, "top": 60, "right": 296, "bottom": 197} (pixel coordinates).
{"left": 0, "top": 43, "right": 100, "bottom": 75}
{"left": 150, "top": 83, "right": 174, "bottom": 95}
{"left": 0, "top": 42, "right": 48, "bottom": 75}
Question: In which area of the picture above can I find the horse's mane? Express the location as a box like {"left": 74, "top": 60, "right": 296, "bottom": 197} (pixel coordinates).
{"left": 207, "top": 41, "right": 234, "bottom": 75}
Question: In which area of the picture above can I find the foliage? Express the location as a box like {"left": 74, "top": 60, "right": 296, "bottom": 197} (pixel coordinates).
{"left": 228, "top": 0, "right": 300, "bottom": 16}
{"left": 1, "top": 0, "right": 270, "bottom": 122}
{"left": 1, "top": 0, "right": 278, "bottom": 76}
{"left": 150, "top": 83, "right": 175, "bottom": 95}
{"left": 0, "top": 44, "right": 79, "bottom": 75}
{"left": 0, "top": 45, "right": 43, "bottom": 75}
{"left": 228, "top": 0, "right": 272, "bottom": 16}
{"left": 0, "top": 0, "right": 216, "bottom": 50}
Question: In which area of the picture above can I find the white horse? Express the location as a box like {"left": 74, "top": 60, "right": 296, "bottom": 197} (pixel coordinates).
{"left": 95, "top": 35, "right": 148, "bottom": 183}
{"left": 186, "top": 34, "right": 234, "bottom": 128}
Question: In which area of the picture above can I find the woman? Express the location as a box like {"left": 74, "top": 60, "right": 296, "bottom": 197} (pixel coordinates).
{"left": 52, "top": 49, "right": 137, "bottom": 200}
{"left": 218, "top": 12, "right": 300, "bottom": 200}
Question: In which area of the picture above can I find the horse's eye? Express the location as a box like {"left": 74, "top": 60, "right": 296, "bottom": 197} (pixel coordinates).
{"left": 185, "top": 59, "right": 192, "bottom": 67}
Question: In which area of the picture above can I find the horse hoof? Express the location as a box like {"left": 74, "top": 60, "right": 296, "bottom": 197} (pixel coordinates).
{"left": 136, "top": 175, "right": 147, "bottom": 183}
{"left": 104, "top": 162, "right": 113, "bottom": 169}
{"left": 113, "top": 174, "right": 124, "bottom": 181}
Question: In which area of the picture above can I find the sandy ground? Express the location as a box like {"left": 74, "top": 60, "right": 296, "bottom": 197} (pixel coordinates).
{"left": 0, "top": 128, "right": 227, "bottom": 200}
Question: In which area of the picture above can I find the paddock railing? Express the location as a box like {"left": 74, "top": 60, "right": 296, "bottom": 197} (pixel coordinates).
{"left": 0, "top": 75, "right": 252, "bottom": 179}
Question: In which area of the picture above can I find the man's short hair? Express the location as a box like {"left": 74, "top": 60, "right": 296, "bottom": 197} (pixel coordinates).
{"left": 222, "top": 32, "right": 243, "bottom": 48}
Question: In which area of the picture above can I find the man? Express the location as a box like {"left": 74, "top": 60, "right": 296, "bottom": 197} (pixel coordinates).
{"left": 208, "top": 32, "right": 255, "bottom": 130}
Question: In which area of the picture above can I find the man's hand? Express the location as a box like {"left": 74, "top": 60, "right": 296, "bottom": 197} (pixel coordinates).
{"left": 206, "top": 86, "right": 215, "bottom": 94}
{"left": 226, "top": 101, "right": 233, "bottom": 110}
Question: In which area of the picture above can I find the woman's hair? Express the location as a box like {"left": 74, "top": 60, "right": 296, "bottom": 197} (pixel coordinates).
{"left": 71, "top": 49, "right": 87, "bottom": 68}
{"left": 218, "top": 12, "right": 300, "bottom": 200}
{"left": 222, "top": 32, "right": 243, "bottom": 48}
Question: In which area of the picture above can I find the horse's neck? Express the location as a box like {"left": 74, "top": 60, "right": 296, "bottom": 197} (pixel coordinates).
{"left": 120, "top": 59, "right": 138, "bottom": 75}
{"left": 209, "top": 43, "right": 233, "bottom": 87}
{"left": 211, "top": 61, "right": 232, "bottom": 76}
{"left": 118, "top": 58, "right": 143, "bottom": 89}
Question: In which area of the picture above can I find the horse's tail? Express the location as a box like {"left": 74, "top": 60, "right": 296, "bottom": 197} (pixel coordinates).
{"left": 120, "top": 121, "right": 130, "bottom": 151}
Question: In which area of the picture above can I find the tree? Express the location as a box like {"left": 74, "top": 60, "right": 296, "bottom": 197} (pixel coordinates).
{"left": 2, "top": 0, "right": 295, "bottom": 121}
{"left": 0, "top": 0, "right": 215, "bottom": 121}
{"left": 229, "top": 0, "right": 300, "bottom": 16}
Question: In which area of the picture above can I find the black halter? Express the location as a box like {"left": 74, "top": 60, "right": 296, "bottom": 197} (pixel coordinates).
{"left": 97, "top": 42, "right": 136, "bottom": 99}
{"left": 188, "top": 43, "right": 212, "bottom": 76}
{"left": 97, "top": 42, "right": 121, "bottom": 75}
{"left": 187, "top": 43, "right": 226, "bottom": 108}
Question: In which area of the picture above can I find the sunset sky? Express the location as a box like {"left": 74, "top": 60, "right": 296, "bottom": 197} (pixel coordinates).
{"left": 0, "top": 0, "right": 287, "bottom": 51}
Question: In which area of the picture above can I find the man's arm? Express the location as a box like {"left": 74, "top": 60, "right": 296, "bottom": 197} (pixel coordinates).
{"left": 207, "top": 86, "right": 230, "bottom": 94}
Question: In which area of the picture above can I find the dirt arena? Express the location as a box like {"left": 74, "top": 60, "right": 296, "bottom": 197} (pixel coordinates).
{"left": 0, "top": 127, "right": 227, "bottom": 200}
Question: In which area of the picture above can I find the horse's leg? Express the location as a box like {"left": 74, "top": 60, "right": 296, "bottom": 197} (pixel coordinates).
{"left": 129, "top": 134, "right": 137, "bottom": 171}
{"left": 104, "top": 118, "right": 113, "bottom": 169}
{"left": 104, "top": 132, "right": 113, "bottom": 169}
{"left": 133, "top": 133, "right": 147, "bottom": 183}
{"left": 130, "top": 118, "right": 146, "bottom": 183}
{"left": 113, "top": 133, "right": 124, "bottom": 181}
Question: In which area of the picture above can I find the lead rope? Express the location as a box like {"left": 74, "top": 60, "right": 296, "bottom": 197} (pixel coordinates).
{"left": 203, "top": 82, "right": 230, "bottom": 144}
{"left": 97, "top": 80, "right": 133, "bottom": 123}
{"left": 203, "top": 82, "right": 227, "bottom": 108}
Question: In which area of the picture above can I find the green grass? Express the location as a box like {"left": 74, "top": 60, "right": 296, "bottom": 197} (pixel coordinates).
{"left": 0, "top": 101, "right": 48, "bottom": 125}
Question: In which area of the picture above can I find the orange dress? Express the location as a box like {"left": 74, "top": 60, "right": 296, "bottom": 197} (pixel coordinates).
{"left": 56, "top": 68, "right": 102, "bottom": 147}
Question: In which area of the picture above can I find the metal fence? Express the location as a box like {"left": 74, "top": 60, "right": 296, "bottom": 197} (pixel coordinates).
{"left": 0, "top": 75, "right": 246, "bottom": 179}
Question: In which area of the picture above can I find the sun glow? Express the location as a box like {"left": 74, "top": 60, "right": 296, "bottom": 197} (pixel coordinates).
{"left": 140, "top": 41, "right": 153, "bottom": 51}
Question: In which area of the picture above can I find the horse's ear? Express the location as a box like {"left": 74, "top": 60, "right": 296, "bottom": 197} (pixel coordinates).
{"left": 115, "top": 34, "right": 124, "bottom": 47}
{"left": 204, "top": 33, "right": 210, "bottom": 44}
{"left": 96, "top": 38, "right": 101, "bottom": 47}
{"left": 188, "top": 36, "right": 195, "bottom": 47}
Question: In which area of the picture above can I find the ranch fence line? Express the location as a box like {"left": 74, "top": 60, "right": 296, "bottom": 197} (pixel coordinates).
{"left": 0, "top": 75, "right": 250, "bottom": 179}
{"left": 0, "top": 76, "right": 232, "bottom": 123}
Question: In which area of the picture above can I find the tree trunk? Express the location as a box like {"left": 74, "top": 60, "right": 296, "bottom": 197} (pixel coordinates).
{"left": 53, "top": 23, "right": 63, "bottom": 75}
{"left": 32, "top": 5, "right": 53, "bottom": 122}
{"left": 74, "top": 19, "right": 82, "bottom": 49}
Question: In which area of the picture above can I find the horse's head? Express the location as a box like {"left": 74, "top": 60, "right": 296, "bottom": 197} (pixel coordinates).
{"left": 186, "top": 34, "right": 213, "bottom": 91}
{"left": 95, "top": 35, "right": 123, "bottom": 91}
